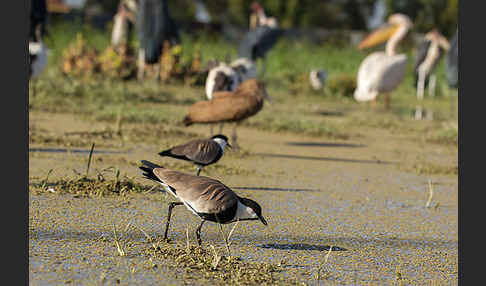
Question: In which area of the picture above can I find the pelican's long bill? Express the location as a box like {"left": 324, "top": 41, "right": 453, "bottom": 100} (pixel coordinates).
{"left": 358, "top": 24, "right": 400, "bottom": 50}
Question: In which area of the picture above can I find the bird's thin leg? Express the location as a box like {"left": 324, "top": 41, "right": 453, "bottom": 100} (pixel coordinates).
{"left": 417, "top": 70, "right": 425, "bottom": 100}
{"left": 384, "top": 93, "right": 391, "bottom": 111}
{"left": 260, "top": 57, "right": 267, "bottom": 79}
{"left": 153, "top": 64, "right": 161, "bottom": 82}
{"left": 163, "top": 202, "right": 183, "bottom": 241}
{"left": 137, "top": 48, "right": 145, "bottom": 81}
{"left": 370, "top": 97, "right": 377, "bottom": 109}
{"left": 195, "top": 219, "right": 205, "bottom": 246}
{"left": 196, "top": 165, "right": 203, "bottom": 176}
{"left": 415, "top": 105, "right": 423, "bottom": 120}
{"left": 428, "top": 74, "right": 436, "bottom": 97}
{"left": 209, "top": 124, "right": 214, "bottom": 136}
{"left": 231, "top": 123, "right": 240, "bottom": 151}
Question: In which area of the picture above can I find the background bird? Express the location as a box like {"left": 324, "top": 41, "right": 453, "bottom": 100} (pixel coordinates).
{"left": 230, "top": 57, "right": 258, "bottom": 84}
{"left": 238, "top": 26, "right": 282, "bottom": 78}
{"left": 136, "top": 0, "right": 180, "bottom": 81}
{"left": 205, "top": 58, "right": 258, "bottom": 101}
{"left": 205, "top": 63, "right": 240, "bottom": 100}
{"left": 249, "top": 1, "right": 278, "bottom": 30}
{"left": 183, "top": 79, "right": 271, "bottom": 150}
{"left": 413, "top": 29, "right": 450, "bottom": 99}
{"left": 238, "top": 2, "right": 282, "bottom": 78}
{"left": 29, "top": 0, "right": 48, "bottom": 80}
{"left": 139, "top": 160, "right": 267, "bottom": 245}
{"left": 111, "top": 0, "right": 138, "bottom": 48}
{"left": 158, "top": 134, "right": 231, "bottom": 176}
{"left": 354, "top": 13, "right": 413, "bottom": 110}
{"left": 446, "top": 30, "right": 458, "bottom": 89}
{"left": 309, "top": 69, "right": 328, "bottom": 91}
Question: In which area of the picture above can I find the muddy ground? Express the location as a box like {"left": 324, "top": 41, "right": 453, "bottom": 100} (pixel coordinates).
{"left": 29, "top": 106, "right": 458, "bottom": 285}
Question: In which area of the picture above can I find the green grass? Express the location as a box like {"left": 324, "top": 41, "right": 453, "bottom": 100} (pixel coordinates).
{"left": 31, "top": 21, "right": 458, "bottom": 142}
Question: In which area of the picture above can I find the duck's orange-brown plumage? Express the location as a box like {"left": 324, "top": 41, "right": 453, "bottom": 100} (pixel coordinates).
{"left": 183, "top": 79, "right": 268, "bottom": 126}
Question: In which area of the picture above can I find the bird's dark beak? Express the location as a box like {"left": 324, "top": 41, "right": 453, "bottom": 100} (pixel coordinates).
{"left": 227, "top": 143, "right": 232, "bottom": 149}
{"left": 259, "top": 215, "right": 268, "bottom": 226}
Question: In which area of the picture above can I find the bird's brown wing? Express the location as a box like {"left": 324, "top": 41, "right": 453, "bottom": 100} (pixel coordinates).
{"left": 153, "top": 169, "right": 237, "bottom": 213}
{"left": 186, "top": 95, "right": 262, "bottom": 123}
{"left": 171, "top": 139, "right": 220, "bottom": 164}
{"left": 211, "top": 91, "right": 233, "bottom": 99}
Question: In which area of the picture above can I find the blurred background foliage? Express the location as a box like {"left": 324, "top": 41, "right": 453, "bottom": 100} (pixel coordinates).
{"left": 65, "top": 0, "right": 457, "bottom": 37}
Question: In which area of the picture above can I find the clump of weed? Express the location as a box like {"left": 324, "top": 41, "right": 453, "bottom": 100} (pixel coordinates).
{"left": 325, "top": 73, "right": 357, "bottom": 98}
{"left": 425, "top": 122, "right": 458, "bottom": 146}
{"left": 401, "top": 162, "right": 458, "bottom": 176}
{"left": 144, "top": 241, "right": 284, "bottom": 285}
{"left": 29, "top": 168, "right": 155, "bottom": 197}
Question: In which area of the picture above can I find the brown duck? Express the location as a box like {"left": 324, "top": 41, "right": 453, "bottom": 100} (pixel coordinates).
{"left": 183, "top": 79, "right": 271, "bottom": 150}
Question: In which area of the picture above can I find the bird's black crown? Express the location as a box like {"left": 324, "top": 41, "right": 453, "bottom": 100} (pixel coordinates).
{"left": 211, "top": 134, "right": 229, "bottom": 142}
{"left": 238, "top": 196, "right": 266, "bottom": 225}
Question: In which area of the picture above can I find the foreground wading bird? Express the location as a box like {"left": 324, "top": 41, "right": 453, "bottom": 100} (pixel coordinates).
{"left": 183, "top": 79, "right": 271, "bottom": 150}
{"left": 158, "top": 134, "right": 231, "bottom": 176}
{"left": 354, "top": 13, "right": 413, "bottom": 110}
{"left": 139, "top": 160, "right": 267, "bottom": 245}
{"left": 414, "top": 29, "right": 450, "bottom": 99}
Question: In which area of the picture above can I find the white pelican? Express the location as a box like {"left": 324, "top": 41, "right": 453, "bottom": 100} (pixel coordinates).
{"left": 354, "top": 13, "right": 413, "bottom": 109}
{"left": 414, "top": 29, "right": 450, "bottom": 99}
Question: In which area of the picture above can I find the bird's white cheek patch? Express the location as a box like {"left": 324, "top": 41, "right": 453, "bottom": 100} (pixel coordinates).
{"left": 235, "top": 202, "right": 258, "bottom": 220}
{"left": 242, "top": 206, "right": 257, "bottom": 219}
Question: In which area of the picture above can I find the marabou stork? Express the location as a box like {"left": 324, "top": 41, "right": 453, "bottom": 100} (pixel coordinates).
{"left": 29, "top": 0, "right": 48, "bottom": 80}
{"left": 249, "top": 1, "right": 278, "bottom": 30}
{"left": 354, "top": 13, "right": 413, "bottom": 110}
{"left": 136, "top": 0, "right": 180, "bottom": 81}
{"left": 414, "top": 29, "right": 450, "bottom": 99}
{"left": 111, "top": 0, "right": 138, "bottom": 48}
{"left": 446, "top": 30, "right": 458, "bottom": 89}
{"left": 238, "top": 2, "right": 282, "bottom": 78}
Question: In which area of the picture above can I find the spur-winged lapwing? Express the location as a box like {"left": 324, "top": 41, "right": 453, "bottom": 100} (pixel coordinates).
{"left": 139, "top": 160, "right": 267, "bottom": 245}
{"left": 158, "top": 134, "right": 230, "bottom": 176}
{"left": 183, "top": 79, "right": 271, "bottom": 150}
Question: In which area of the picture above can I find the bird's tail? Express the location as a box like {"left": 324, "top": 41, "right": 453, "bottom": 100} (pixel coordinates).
{"left": 139, "top": 160, "right": 164, "bottom": 183}
{"left": 182, "top": 116, "right": 193, "bottom": 126}
{"left": 158, "top": 149, "right": 171, "bottom": 157}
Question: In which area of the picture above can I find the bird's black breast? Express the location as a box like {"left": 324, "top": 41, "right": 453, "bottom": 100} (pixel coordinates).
{"left": 196, "top": 201, "right": 238, "bottom": 224}
{"left": 198, "top": 148, "right": 223, "bottom": 166}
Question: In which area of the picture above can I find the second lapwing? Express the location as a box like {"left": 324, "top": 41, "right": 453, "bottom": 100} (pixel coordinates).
{"left": 158, "top": 134, "right": 230, "bottom": 176}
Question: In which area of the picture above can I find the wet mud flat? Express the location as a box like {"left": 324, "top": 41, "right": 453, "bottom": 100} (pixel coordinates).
{"left": 29, "top": 111, "right": 458, "bottom": 285}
